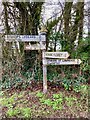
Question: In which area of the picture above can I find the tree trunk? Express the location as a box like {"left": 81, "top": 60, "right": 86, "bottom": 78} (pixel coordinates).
{"left": 78, "top": 2, "right": 84, "bottom": 40}
{"left": 3, "top": 2, "right": 10, "bottom": 34}
{"left": 69, "top": 2, "right": 84, "bottom": 52}
{"left": 88, "top": 1, "right": 90, "bottom": 37}
{"left": 63, "top": 2, "right": 73, "bottom": 40}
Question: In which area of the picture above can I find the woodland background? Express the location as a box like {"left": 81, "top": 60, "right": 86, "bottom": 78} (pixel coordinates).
{"left": 0, "top": 1, "right": 89, "bottom": 90}
{"left": 0, "top": 1, "right": 89, "bottom": 119}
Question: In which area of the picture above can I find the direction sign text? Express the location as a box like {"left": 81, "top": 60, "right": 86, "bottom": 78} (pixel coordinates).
{"left": 44, "top": 52, "right": 69, "bottom": 59}
{"left": 5, "top": 35, "right": 46, "bottom": 42}
{"left": 44, "top": 59, "right": 82, "bottom": 65}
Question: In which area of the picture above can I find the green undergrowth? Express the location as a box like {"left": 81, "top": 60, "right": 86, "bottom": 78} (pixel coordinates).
{"left": 0, "top": 86, "right": 88, "bottom": 118}
{"left": 1, "top": 60, "right": 88, "bottom": 92}
{"left": 6, "top": 107, "right": 31, "bottom": 118}
{"left": 0, "top": 92, "right": 31, "bottom": 118}
{"left": 36, "top": 91, "right": 78, "bottom": 110}
{"left": 36, "top": 86, "right": 88, "bottom": 112}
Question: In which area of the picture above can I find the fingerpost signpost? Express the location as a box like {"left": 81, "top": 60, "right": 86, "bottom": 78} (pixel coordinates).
{"left": 5, "top": 29, "right": 82, "bottom": 93}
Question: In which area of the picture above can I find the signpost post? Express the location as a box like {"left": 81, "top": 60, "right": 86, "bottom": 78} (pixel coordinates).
{"left": 42, "top": 51, "right": 47, "bottom": 93}
{"left": 39, "top": 28, "right": 47, "bottom": 93}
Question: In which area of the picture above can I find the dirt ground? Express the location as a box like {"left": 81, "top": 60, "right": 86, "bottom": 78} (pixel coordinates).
{"left": 0, "top": 82, "right": 89, "bottom": 119}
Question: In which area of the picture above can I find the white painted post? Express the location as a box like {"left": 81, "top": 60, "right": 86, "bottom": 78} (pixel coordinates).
{"left": 42, "top": 50, "right": 47, "bottom": 93}
{"left": 39, "top": 28, "right": 47, "bottom": 93}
